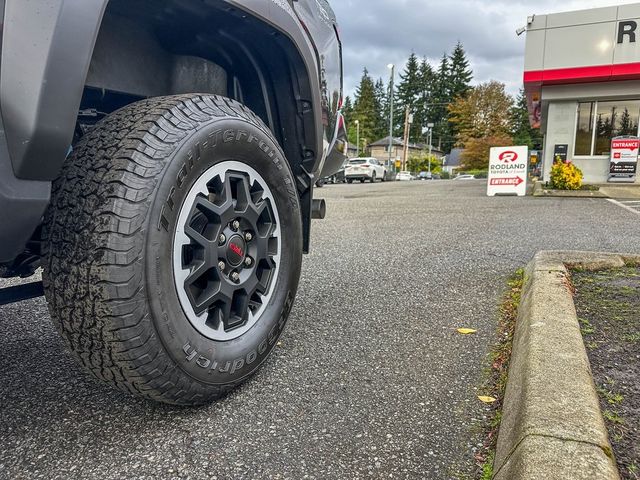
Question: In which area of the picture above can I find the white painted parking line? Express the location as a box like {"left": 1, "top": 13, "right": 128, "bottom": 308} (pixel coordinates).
{"left": 608, "top": 198, "right": 640, "bottom": 215}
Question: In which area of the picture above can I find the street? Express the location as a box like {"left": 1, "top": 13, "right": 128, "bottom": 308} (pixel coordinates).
{"left": 1, "top": 180, "right": 639, "bottom": 479}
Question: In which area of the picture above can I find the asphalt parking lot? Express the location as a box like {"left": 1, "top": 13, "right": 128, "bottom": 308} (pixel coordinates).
{"left": 1, "top": 180, "right": 639, "bottom": 480}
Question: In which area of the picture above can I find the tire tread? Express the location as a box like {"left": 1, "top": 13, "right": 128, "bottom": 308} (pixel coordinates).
{"left": 43, "top": 94, "right": 280, "bottom": 405}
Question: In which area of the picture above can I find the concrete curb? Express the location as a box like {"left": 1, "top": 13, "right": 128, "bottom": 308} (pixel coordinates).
{"left": 493, "top": 251, "right": 640, "bottom": 480}
{"left": 532, "top": 182, "right": 607, "bottom": 198}
{"left": 532, "top": 181, "right": 640, "bottom": 199}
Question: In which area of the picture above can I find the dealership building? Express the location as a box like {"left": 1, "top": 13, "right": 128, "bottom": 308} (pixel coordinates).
{"left": 524, "top": 3, "right": 640, "bottom": 183}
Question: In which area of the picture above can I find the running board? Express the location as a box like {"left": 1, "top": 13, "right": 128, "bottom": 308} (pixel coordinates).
{"left": 0, "top": 281, "right": 44, "bottom": 306}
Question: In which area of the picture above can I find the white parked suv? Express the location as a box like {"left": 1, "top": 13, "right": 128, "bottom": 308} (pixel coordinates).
{"left": 345, "top": 158, "right": 387, "bottom": 183}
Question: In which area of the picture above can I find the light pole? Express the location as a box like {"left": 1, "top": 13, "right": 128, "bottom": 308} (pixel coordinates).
{"left": 427, "top": 122, "right": 434, "bottom": 174}
{"left": 387, "top": 63, "right": 395, "bottom": 172}
{"left": 355, "top": 119, "right": 360, "bottom": 157}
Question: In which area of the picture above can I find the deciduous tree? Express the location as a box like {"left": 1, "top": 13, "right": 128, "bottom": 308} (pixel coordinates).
{"left": 449, "top": 81, "right": 514, "bottom": 168}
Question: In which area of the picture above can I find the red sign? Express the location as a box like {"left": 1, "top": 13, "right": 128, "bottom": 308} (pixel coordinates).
{"left": 489, "top": 177, "right": 524, "bottom": 186}
{"left": 611, "top": 139, "right": 640, "bottom": 150}
{"left": 498, "top": 151, "right": 519, "bottom": 163}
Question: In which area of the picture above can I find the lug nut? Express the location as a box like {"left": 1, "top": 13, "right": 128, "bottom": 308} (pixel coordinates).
{"left": 218, "top": 261, "right": 226, "bottom": 271}
{"left": 244, "top": 232, "right": 253, "bottom": 242}
{"left": 244, "top": 257, "right": 253, "bottom": 267}
{"left": 231, "top": 272, "right": 240, "bottom": 282}
{"left": 231, "top": 220, "right": 240, "bottom": 231}
{"left": 218, "top": 234, "right": 226, "bottom": 245}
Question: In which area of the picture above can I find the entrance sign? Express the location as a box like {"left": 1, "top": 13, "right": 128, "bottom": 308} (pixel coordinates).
{"left": 609, "top": 136, "right": 639, "bottom": 183}
{"left": 487, "top": 146, "right": 529, "bottom": 197}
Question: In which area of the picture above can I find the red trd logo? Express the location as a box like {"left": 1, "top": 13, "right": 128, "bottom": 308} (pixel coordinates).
{"left": 499, "top": 151, "right": 518, "bottom": 162}
{"left": 229, "top": 243, "right": 244, "bottom": 257}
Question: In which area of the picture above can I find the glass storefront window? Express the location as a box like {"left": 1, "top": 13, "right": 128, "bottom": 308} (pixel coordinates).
{"left": 574, "top": 100, "right": 640, "bottom": 156}
{"left": 575, "top": 102, "right": 594, "bottom": 156}
{"left": 594, "top": 100, "right": 640, "bottom": 155}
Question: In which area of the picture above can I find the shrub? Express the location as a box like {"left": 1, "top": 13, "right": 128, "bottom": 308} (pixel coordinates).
{"left": 550, "top": 157, "right": 583, "bottom": 190}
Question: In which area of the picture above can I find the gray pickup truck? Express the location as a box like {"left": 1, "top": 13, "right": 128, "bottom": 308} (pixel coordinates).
{"left": 0, "top": 0, "right": 346, "bottom": 405}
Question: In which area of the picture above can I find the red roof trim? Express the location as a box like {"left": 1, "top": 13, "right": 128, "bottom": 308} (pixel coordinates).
{"left": 524, "top": 62, "right": 640, "bottom": 86}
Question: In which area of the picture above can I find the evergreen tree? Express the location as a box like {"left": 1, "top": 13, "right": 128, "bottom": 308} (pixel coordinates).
{"left": 342, "top": 96, "right": 353, "bottom": 127}
{"left": 619, "top": 108, "right": 635, "bottom": 136}
{"left": 396, "top": 53, "right": 423, "bottom": 142}
{"left": 374, "top": 78, "right": 388, "bottom": 140}
{"left": 447, "top": 42, "right": 473, "bottom": 148}
{"left": 352, "top": 68, "right": 382, "bottom": 151}
{"left": 342, "top": 96, "right": 356, "bottom": 145}
{"left": 510, "top": 88, "right": 543, "bottom": 150}
{"left": 431, "top": 53, "right": 453, "bottom": 152}
{"left": 448, "top": 42, "right": 473, "bottom": 100}
{"left": 415, "top": 59, "right": 436, "bottom": 144}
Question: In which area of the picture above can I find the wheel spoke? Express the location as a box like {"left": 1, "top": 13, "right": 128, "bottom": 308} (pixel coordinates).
{"left": 184, "top": 224, "right": 212, "bottom": 250}
{"left": 183, "top": 260, "right": 210, "bottom": 288}
{"left": 228, "top": 173, "right": 252, "bottom": 214}
{"left": 193, "top": 196, "right": 226, "bottom": 220}
{"left": 229, "top": 291, "right": 250, "bottom": 328}
{"left": 217, "top": 294, "right": 233, "bottom": 329}
{"left": 190, "top": 283, "right": 222, "bottom": 316}
{"left": 255, "top": 269, "right": 272, "bottom": 295}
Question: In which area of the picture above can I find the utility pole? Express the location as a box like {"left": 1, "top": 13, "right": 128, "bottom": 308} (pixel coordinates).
{"left": 387, "top": 64, "right": 395, "bottom": 173}
{"left": 355, "top": 119, "right": 360, "bottom": 157}
{"left": 402, "top": 107, "right": 411, "bottom": 172}
{"left": 427, "top": 122, "right": 434, "bottom": 175}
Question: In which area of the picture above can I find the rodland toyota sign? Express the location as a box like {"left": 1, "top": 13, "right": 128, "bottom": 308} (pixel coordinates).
{"left": 609, "top": 136, "right": 639, "bottom": 183}
{"left": 487, "top": 146, "right": 529, "bottom": 197}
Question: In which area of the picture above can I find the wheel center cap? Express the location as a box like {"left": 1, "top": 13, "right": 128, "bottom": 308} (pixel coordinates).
{"left": 226, "top": 235, "right": 246, "bottom": 267}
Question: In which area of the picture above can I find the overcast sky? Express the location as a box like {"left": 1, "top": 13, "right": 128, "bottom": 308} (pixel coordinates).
{"left": 332, "top": 0, "right": 638, "bottom": 99}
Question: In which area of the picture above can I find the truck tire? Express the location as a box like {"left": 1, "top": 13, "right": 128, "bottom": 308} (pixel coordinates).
{"left": 43, "top": 94, "right": 303, "bottom": 406}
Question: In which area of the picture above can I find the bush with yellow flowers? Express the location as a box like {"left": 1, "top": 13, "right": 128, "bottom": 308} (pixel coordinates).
{"left": 550, "top": 157, "right": 583, "bottom": 190}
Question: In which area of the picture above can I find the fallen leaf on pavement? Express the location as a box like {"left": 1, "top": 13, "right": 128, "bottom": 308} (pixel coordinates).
{"left": 457, "top": 328, "right": 478, "bottom": 335}
{"left": 478, "top": 395, "right": 497, "bottom": 404}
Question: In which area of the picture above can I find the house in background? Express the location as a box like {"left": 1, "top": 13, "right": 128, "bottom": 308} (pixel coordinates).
{"left": 367, "top": 136, "right": 444, "bottom": 164}
{"left": 346, "top": 143, "right": 358, "bottom": 158}
{"left": 443, "top": 148, "right": 465, "bottom": 175}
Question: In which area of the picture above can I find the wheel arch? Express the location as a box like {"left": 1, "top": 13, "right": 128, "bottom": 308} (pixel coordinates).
{"left": 82, "top": 0, "right": 322, "bottom": 252}
{"left": 2, "top": 0, "right": 323, "bottom": 254}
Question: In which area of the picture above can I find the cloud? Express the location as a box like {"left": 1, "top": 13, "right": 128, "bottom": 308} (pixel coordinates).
{"left": 331, "top": 0, "right": 636, "bottom": 97}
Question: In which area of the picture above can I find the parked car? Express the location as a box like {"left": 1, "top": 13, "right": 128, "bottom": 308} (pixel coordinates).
{"left": 326, "top": 163, "right": 347, "bottom": 184}
{"left": 418, "top": 171, "right": 432, "bottom": 180}
{"left": 345, "top": 158, "right": 387, "bottom": 183}
{"left": 454, "top": 174, "right": 476, "bottom": 180}
{"left": 0, "top": 0, "right": 345, "bottom": 406}
{"left": 396, "top": 171, "right": 414, "bottom": 181}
